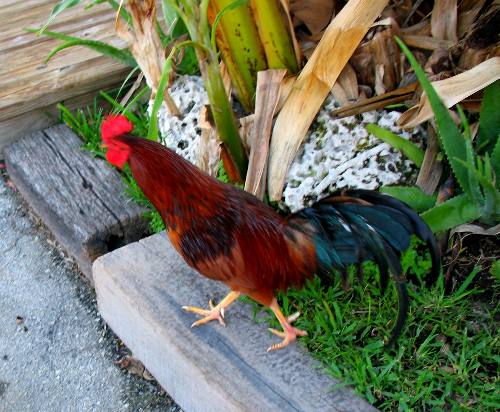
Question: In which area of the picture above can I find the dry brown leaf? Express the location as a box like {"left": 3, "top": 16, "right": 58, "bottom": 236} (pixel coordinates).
{"left": 119, "top": 72, "right": 144, "bottom": 108}
{"left": 458, "top": 47, "right": 492, "bottom": 71}
{"left": 450, "top": 224, "right": 500, "bottom": 237}
{"left": 268, "top": 0, "right": 389, "bottom": 200}
{"left": 116, "top": 0, "right": 179, "bottom": 116}
{"left": 239, "top": 114, "right": 255, "bottom": 153}
{"left": 337, "top": 63, "right": 358, "bottom": 101}
{"left": 370, "top": 28, "right": 401, "bottom": 94}
{"left": 197, "top": 129, "right": 221, "bottom": 177}
{"left": 400, "top": 34, "right": 454, "bottom": 51}
{"left": 457, "top": 0, "right": 486, "bottom": 38}
{"left": 350, "top": 42, "right": 375, "bottom": 86}
{"left": 275, "top": 75, "right": 295, "bottom": 112}
{"left": 290, "top": 0, "right": 335, "bottom": 34}
{"left": 331, "top": 83, "right": 350, "bottom": 106}
{"left": 245, "top": 69, "right": 287, "bottom": 199}
{"left": 330, "top": 83, "right": 417, "bottom": 118}
{"left": 116, "top": 355, "right": 155, "bottom": 381}
{"left": 399, "top": 57, "right": 500, "bottom": 128}
{"left": 400, "top": 0, "right": 426, "bottom": 28}
{"left": 426, "top": 48, "right": 452, "bottom": 75}
{"left": 400, "top": 20, "right": 431, "bottom": 36}
{"left": 374, "top": 64, "right": 386, "bottom": 95}
{"left": 431, "top": 0, "right": 458, "bottom": 42}
{"left": 416, "top": 125, "right": 442, "bottom": 195}
{"left": 197, "top": 106, "right": 221, "bottom": 177}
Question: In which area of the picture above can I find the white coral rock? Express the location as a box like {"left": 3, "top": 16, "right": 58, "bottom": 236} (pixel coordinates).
{"left": 156, "top": 77, "right": 424, "bottom": 212}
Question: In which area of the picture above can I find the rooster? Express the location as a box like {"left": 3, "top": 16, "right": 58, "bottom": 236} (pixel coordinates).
{"left": 101, "top": 114, "right": 439, "bottom": 351}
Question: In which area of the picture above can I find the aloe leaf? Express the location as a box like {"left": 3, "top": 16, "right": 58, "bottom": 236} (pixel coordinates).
{"left": 26, "top": 27, "right": 79, "bottom": 42}
{"left": 477, "top": 80, "right": 500, "bottom": 154}
{"left": 464, "top": 138, "right": 483, "bottom": 205}
{"left": 456, "top": 104, "right": 471, "bottom": 140}
{"left": 366, "top": 124, "right": 424, "bottom": 167}
{"left": 454, "top": 157, "right": 497, "bottom": 193}
{"left": 492, "top": 133, "right": 500, "bottom": 189}
{"left": 38, "top": 0, "right": 81, "bottom": 35}
{"left": 395, "top": 37, "right": 471, "bottom": 196}
{"left": 44, "top": 39, "right": 136, "bottom": 67}
{"left": 85, "top": 0, "right": 132, "bottom": 26}
{"left": 454, "top": 157, "right": 500, "bottom": 222}
{"left": 421, "top": 194, "right": 482, "bottom": 233}
{"left": 380, "top": 186, "right": 436, "bottom": 212}
{"left": 26, "top": 28, "right": 137, "bottom": 67}
{"left": 161, "top": 1, "right": 198, "bottom": 75}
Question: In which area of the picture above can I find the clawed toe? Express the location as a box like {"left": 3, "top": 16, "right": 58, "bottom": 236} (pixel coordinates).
{"left": 182, "top": 300, "right": 226, "bottom": 327}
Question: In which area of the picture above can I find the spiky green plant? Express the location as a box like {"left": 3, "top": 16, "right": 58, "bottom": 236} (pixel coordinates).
{"left": 374, "top": 39, "right": 500, "bottom": 233}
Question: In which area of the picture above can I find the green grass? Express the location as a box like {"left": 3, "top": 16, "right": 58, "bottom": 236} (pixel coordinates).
{"left": 61, "top": 99, "right": 500, "bottom": 411}
{"left": 59, "top": 91, "right": 165, "bottom": 234}
{"left": 249, "top": 244, "right": 499, "bottom": 410}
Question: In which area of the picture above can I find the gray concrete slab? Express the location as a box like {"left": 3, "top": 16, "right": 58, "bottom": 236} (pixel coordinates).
{"left": 0, "top": 175, "right": 179, "bottom": 412}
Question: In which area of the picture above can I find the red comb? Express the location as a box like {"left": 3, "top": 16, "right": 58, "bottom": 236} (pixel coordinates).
{"left": 101, "top": 114, "right": 133, "bottom": 143}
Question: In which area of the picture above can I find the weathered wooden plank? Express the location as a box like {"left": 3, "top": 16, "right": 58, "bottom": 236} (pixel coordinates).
{"left": 3, "top": 125, "right": 149, "bottom": 281}
{"left": 94, "top": 233, "right": 376, "bottom": 412}
{"left": 0, "top": 0, "right": 129, "bottom": 148}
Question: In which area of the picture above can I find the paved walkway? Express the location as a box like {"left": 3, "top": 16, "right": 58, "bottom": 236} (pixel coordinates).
{"left": 0, "top": 175, "right": 179, "bottom": 411}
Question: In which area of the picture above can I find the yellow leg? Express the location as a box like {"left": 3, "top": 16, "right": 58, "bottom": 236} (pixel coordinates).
{"left": 182, "top": 291, "right": 241, "bottom": 328}
{"left": 267, "top": 298, "right": 308, "bottom": 352}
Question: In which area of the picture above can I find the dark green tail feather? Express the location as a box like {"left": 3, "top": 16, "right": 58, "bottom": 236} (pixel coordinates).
{"left": 289, "top": 189, "right": 440, "bottom": 345}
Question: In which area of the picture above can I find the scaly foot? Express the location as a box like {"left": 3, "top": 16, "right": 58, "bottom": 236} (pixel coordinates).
{"left": 182, "top": 299, "right": 226, "bottom": 327}
{"left": 182, "top": 291, "right": 241, "bottom": 328}
{"left": 267, "top": 306, "right": 308, "bottom": 352}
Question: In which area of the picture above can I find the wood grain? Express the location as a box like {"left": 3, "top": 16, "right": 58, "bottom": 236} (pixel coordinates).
{"left": 0, "top": 0, "right": 130, "bottom": 147}
{"left": 4, "top": 125, "right": 149, "bottom": 281}
{"left": 94, "top": 232, "right": 376, "bottom": 412}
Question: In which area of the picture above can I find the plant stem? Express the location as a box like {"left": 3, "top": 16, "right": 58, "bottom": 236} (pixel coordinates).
{"left": 177, "top": 0, "right": 248, "bottom": 179}
{"left": 201, "top": 50, "right": 248, "bottom": 179}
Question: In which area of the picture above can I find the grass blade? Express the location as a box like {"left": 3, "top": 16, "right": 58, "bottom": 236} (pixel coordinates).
{"left": 148, "top": 49, "right": 176, "bottom": 140}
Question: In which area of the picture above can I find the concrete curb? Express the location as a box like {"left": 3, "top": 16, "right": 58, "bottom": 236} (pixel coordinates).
{"left": 94, "top": 233, "right": 376, "bottom": 412}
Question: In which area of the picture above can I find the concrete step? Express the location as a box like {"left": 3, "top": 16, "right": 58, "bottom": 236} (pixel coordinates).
{"left": 3, "top": 125, "right": 149, "bottom": 281}
{"left": 93, "top": 232, "right": 376, "bottom": 412}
